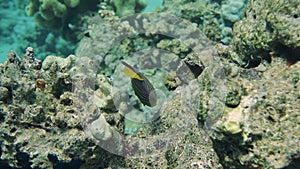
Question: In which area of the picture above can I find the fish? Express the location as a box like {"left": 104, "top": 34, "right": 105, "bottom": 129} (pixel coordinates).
{"left": 121, "top": 61, "right": 157, "bottom": 107}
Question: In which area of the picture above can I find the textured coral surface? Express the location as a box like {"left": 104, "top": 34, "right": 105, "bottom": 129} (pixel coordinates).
{"left": 228, "top": 0, "right": 300, "bottom": 67}
{"left": 200, "top": 56, "right": 300, "bottom": 168}
{"left": 0, "top": 47, "right": 222, "bottom": 168}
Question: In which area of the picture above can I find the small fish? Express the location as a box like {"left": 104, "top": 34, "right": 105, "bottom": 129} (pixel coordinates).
{"left": 121, "top": 61, "right": 157, "bottom": 107}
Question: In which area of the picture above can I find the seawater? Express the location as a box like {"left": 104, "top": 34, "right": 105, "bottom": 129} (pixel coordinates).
{"left": 0, "top": 0, "right": 163, "bottom": 63}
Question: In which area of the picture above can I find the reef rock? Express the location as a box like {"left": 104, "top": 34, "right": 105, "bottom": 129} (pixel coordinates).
{"left": 228, "top": 0, "right": 300, "bottom": 67}
{"left": 0, "top": 47, "right": 223, "bottom": 168}
{"left": 0, "top": 50, "right": 123, "bottom": 168}
{"left": 199, "top": 55, "right": 300, "bottom": 168}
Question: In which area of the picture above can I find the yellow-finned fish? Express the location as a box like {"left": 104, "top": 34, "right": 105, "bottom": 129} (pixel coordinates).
{"left": 121, "top": 61, "right": 157, "bottom": 107}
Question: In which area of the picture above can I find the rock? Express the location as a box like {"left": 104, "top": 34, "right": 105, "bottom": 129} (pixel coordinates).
{"left": 201, "top": 57, "right": 300, "bottom": 168}
{"left": 42, "top": 55, "right": 76, "bottom": 71}
{"left": 228, "top": 0, "right": 300, "bottom": 67}
{"left": 89, "top": 114, "right": 113, "bottom": 141}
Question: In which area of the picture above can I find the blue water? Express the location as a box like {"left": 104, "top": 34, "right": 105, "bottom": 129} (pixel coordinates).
{"left": 0, "top": 0, "right": 31, "bottom": 63}
{"left": 0, "top": 0, "right": 163, "bottom": 63}
{"left": 143, "top": 0, "right": 163, "bottom": 12}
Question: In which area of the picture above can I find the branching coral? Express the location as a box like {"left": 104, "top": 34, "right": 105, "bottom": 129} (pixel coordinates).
{"left": 25, "top": 0, "right": 99, "bottom": 37}
{"left": 26, "top": 0, "right": 68, "bottom": 28}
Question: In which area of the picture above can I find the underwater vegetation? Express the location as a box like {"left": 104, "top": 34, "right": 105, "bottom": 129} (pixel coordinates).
{"left": 0, "top": 0, "right": 300, "bottom": 168}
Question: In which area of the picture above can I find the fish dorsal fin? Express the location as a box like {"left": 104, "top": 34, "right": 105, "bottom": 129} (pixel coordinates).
{"left": 122, "top": 61, "right": 144, "bottom": 81}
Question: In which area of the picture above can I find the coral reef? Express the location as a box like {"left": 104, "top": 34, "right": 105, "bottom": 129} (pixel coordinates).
{"left": 0, "top": 46, "right": 222, "bottom": 168}
{"left": 198, "top": 52, "right": 300, "bottom": 168}
{"left": 161, "top": 0, "right": 248, "bottom": 43}
{"left": 0, "top": 48, "right": 124, "bottom": 168}
{"left": 26, "top": 0, "right": 69, "bottom": 28}
{"left": 25, "top": 0, "right": 100, "bottom": 42}
{"left": 1, "top": 0, "right": 300, "bottom": 168}
{"left": 227, "top": 0, "right": 300, "bottom": 67}
{"left": 76, "top": 12, "right": 212, "bottom": 75}
{"left": 74, "top": 12, "right": 222, "bottom": 167}
{"left": 74, "top": 58, "right": 222, "bottom": 166}
{"left": 221, "top": 0, "right": 248, "bottom": 23}
{"left": 25, "top": 0, "right": 97, "bottom": 29}
{"left": 75, "top": 12, "right": 211, "bottom": 139}
{"left": 123, "top": 91, "right": 222, "bottom": 168}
